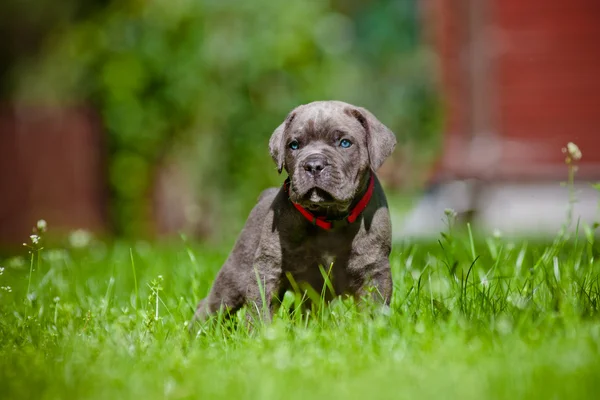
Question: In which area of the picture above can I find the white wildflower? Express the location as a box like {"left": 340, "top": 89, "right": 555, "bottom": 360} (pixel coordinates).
{"left": 508, "top": 294, "right": 528, "bottom": 310}
{"left": 30, "top": 234, "right": 40, "bottom": 245}
{"left": 37, "top": 219, "right": 47, "bottom": 233}
{"left": 46, "top": 249, "right": 67, "bottom": 262}
{"left": 0, "top": 267, "right": 4, "bottom": 275}
{"left": 444, "top": 208, "right": 457, "bottom": 218}
{"left": 7, "top": 257, "right": 25, "bottom": 268}
{"left": 69, "top": 229, "right": 92, "bottom": 248}
{"left": 562, "top": 142, "right": 582, "bottom": 161}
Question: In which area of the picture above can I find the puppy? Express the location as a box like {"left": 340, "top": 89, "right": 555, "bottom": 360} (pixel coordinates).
{"left": 192, "top": 100, "right": 396, "bottom": 324}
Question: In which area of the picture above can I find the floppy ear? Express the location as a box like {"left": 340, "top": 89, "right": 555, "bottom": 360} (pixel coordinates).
{"left": 269, "top": 111, "right": 296, "bottom": 174}
{"left": 347, "top": 107, "right": 397, "bottom": 171}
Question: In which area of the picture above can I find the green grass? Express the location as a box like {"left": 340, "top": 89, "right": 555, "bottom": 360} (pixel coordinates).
{"left": 1, "top": 224, "right": 600, "bottom": 399}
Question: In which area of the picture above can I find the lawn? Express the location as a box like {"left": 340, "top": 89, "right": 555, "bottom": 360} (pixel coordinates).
{"left": 1, "top": 221, "right": 600, "bottom": 399}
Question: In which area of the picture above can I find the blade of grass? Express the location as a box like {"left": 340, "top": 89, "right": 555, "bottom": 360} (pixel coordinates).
{"left": 130, "top": 248, "right": 138, "bottom": 309}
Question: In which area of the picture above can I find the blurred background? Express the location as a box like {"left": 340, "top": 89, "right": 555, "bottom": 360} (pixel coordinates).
{"left": 0, "top": 0, "right": 599, "bottom": 252}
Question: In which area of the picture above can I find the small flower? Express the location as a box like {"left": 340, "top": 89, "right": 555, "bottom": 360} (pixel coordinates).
{"left": 7, "top": 257, "right": 25, "bottom": 268}
{"left": 444, "top": 208, "right": 457, "bottom": 218}
{"left": 37, "top": 219, "right": 47, "bottom": 233}
{"left": 567, "top": 142, "right": 582, "bottom": 160}
{"left": 562, "top": 142, "right": 582, "bottom": 161}
{"left": 481, "top": 277, "right": 489, "bottom": 287}
{"left": 46, "top": 249, "right": 67, "bottom": 262}
{"left": 1, "top": 286, "right": 12, "bottom": 293}
{"left": 53, "top": 296, "right": 60, "bottom": 303}
{"left": 69, "top": 229, "right": 92, "bottom": 248}
{"left": 0, "top": 267, "right": 4, "bottom": 275}
{"left": 30, "top": 234, "right": 40, "bottom": 245}
{"left": 508, "top": 294, "right": 528, "bottom": 309}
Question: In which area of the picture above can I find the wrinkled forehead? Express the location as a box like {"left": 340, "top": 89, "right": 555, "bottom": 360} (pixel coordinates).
{"left": 290, "top": 105, "right": 361, "bottom": 138}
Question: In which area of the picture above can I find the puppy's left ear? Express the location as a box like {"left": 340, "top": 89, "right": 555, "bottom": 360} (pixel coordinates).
{"left": 347, "top": 107, "right": 397, "bottom": 171}
{"left": 269, "top": 111, "right": 296, "bottom": 174}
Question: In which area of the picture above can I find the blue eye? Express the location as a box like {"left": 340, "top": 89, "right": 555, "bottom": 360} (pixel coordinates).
{"left": 289, "top": 140, "right": 300, "bottom": 150}
{"left": 340, "top": 139, "right": 352, "bottom": 148}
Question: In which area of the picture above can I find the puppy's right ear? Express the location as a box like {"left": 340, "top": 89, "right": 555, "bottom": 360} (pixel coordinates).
{"left": 269, "top": 111, "right": 296, "bottom": 174}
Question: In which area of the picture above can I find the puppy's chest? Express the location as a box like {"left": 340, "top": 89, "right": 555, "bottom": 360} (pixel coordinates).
{"left": 282, "top": 239, "right": 348, "bottom": 273}
{"left": 285, "top": 253, "right": 340, "bottom": 275}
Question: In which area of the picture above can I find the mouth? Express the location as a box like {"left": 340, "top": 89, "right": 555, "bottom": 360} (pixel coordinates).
{"left": 300, "top": 188, "right": 348, "bottom": 211}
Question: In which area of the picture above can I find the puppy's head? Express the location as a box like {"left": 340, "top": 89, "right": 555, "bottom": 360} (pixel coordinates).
{"left": 269, "top": 101, "right": 396, "bottom": 213}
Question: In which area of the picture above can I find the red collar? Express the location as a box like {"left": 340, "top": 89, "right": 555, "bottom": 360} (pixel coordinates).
{"left": 283, "top": 173, "right": 375, "bottom": 230}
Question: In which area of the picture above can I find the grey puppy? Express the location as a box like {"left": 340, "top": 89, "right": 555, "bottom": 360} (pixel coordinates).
{"left": 192, "top": 100, "right": 396, "bottom": 325}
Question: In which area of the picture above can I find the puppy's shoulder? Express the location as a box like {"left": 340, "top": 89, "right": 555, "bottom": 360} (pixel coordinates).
{"left": 257, "top": 187, "right": 280, "bottom": 204}
{"left": 251, "top": 186, "right": 285, "bottom": 223}
{"left": 254, "top": 186, "right": 294, "bottom": 233}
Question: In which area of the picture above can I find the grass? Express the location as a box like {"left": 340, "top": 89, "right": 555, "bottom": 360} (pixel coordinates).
{"left": 1, "top": 217, "right": 600, "bottom": 400}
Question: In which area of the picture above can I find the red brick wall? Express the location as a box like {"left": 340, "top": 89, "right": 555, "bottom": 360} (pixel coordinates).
{"left": 0, "top": 106, "right": 108, "bottom": 249}
{"left": 495, "top": 0, "right": 600, "bottom": 167}
{"left": 425, "top": 0, "right": 600, "bottom": 181}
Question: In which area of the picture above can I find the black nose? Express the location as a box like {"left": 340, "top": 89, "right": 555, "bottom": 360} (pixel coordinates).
{"left": 303, "top": 154, "right": 327, "bottom": 175}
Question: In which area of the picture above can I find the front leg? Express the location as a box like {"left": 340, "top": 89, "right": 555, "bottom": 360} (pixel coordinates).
{"left": 190, "top": 264, "right": 246, "bottom": 329}
{"left": 244, "top": 254, "right": 282, "bottom": 324}
{"left": 347, "top": 200, "right": 393, "bottom": 307}
{"left": 190, "top": 260, "right": 281, "bottom": 333}
{"left": 349, "top": 258, "right": 393, "bottom": 306}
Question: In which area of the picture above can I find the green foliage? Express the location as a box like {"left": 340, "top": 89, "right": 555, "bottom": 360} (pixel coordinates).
{"left": 1, "top": 223, "right": 600, "bottom": 398}
{"left": 13, "top": 0, "right": 439, "bottom": 237}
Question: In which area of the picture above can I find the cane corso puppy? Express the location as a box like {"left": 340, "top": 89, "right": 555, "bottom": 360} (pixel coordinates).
{"left": 192, "top": 100, "right": 396, "bottom": 325}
